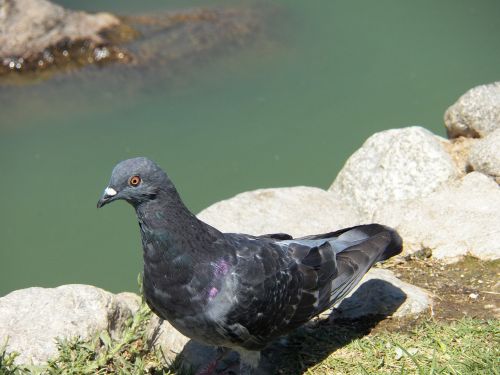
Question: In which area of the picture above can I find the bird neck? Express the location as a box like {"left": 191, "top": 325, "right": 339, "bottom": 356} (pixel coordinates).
{"left": 134, "top": 188, "right": 219, "bottom": 262}
{"left": 134, "top": 188, "right": 224, "bottom": 318}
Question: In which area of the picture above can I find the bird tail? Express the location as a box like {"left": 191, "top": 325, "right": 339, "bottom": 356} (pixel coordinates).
{"left": 298, "top": 224, "right": 402, "bottom": 312}
{"left": 301, "top": 223, "right": 402, "bottom": 261}
{"left": 331, "top": 224, "right": 402, "bottom": 304}
{"left": 336, "top": 224, "right": 402, "bottom": 261}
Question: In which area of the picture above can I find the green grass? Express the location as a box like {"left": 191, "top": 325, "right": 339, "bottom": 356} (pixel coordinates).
{"left": 302, "top": 319, "right": 499, "bottom": 375}
{"left": 1, "top": 303, "right": 498, "bottom": 375}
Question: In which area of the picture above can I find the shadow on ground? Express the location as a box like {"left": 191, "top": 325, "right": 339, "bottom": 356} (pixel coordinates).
{"left": 173, "top": 280, "right": 406, "bottom": 374}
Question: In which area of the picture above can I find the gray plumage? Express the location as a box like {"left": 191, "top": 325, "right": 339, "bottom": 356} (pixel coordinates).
{"left": 97, "top": 157, "right": 402, "bottom": 373}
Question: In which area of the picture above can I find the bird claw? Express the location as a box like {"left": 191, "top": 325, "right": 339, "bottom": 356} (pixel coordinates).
{"left": 195, "top": 347, "right": 232, "bottom": 375}
{"left": 195, "top": 360, "right": 218, "bottom": 375}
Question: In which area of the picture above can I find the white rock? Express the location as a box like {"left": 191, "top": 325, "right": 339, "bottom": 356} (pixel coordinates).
{"left": 444, "top": 81, "right": 500, "bottom": 138}
{"left": 0, "top": 285, "right": 140, "bottom": 365}
{"left": 332, "top": 268, "right": 433, "bottom": 319}
{"left": 329, "top": 126, "right": 457, "bottom": 219}
{"left": 146, "top": 315, "right": 190, "bottom": 361}
{"left": 198, "top": 186, "right": 361, "bottom": 238}
{"left": 394, "top": 346, "right": 418, "bottom": 360}
{"left": 439, "top": 136, "right": 478, "bottom": 176}
{"left": 468, "top": 128, "right": 500, "bottom": 181}
{"left": 146, "top": 315, "right": 216, "bottom": 371}
{"left": 469, "top": 293, "right": 479, "bottom": 300}
{"left": 373, "top": 172, "right": 500, "bottom": 262}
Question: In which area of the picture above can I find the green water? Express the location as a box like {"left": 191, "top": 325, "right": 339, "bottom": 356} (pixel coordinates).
{"left": 1, "top": 1, "right": 499, "bottom": 297}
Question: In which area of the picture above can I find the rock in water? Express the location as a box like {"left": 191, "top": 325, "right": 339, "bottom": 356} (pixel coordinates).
{"left": 0, "top": 0, "right": 268, "bottom": 81}
{"left": 97, "top": 157, "right": 402, "bottom": 373}
{"left": 0, "top": 0, "right": 120, "bottom": 66}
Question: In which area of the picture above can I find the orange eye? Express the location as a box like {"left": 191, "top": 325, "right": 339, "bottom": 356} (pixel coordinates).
{"left": 129, "top": 175, "right": 141, "bottom": 187}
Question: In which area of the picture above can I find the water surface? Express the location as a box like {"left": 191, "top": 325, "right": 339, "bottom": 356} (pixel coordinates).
{"left": 1, "top": 0, "right": 499, "bottom": 296}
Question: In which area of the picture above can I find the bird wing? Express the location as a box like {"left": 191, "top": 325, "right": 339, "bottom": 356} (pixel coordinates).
{"left": 218, "top": 224, "right": 402, "bottom": 350}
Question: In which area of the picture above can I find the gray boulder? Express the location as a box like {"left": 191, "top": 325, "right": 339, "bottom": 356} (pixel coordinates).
{"left": 444, "top": 81, "right": 500, "bottom": 138}
{"left": 373, "top": 172, "right": 500, "bottom": 262}
{"left": 0, "top": 285, "right": 140, "bottom": 365}
{"left": 329, "top": 126, "right": 457, "bottom": 219}
{"left": 468, "top": 128, "right": 500, "bottom": 182}
{"left": 198, "top": 186, "right": 361, "bottom": 238}
{"left": 0, "top": 0, "right": 119, "bottom": 61}
{"left": 331, "top": 268, "right": 433, "bottom": 319}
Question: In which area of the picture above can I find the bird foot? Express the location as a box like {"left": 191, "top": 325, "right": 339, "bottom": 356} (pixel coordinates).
{"left": 195, "top": 359, "right": 218, "bottom": 375}
{"left": 195, "top": 347, "right": 233, "bottom": 375}
{"left": 195, "top": 360, "right": 241, "bottom": 375}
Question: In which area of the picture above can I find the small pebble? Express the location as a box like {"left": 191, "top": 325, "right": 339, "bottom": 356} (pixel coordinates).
{"left": 395, "top": 347, "right": 418, "bottom": 360}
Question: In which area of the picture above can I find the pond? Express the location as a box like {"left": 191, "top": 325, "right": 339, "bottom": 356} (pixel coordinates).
{"left": 1, "top": 0, "right": 499, "bottom": 296}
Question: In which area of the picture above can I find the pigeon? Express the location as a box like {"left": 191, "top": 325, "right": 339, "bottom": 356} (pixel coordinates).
{"left": 97, "top": 157, "right": 402, "bottom": 374}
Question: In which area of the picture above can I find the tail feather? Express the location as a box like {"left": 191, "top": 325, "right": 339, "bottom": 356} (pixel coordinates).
{"left": 293, "top": 224, "right": 402, "bottom": 312}
{"left": 327, "top": 224, "right": 402, "bottom": 307}
{"left": 300, "top": 224, "right": 402, "bottom": 261}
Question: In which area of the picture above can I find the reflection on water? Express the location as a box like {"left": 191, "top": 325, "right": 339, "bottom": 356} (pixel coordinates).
{"left": 1, "top": 0, "right": 499, "bottom": 296}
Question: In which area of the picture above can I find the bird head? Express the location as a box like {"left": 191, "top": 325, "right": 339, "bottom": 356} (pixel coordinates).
{"left": 97, "top": 157, "right": 169, "bottom": 208}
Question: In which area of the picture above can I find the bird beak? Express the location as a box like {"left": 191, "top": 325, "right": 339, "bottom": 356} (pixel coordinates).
{"left": 97, "top": 187, "right": 118, "bottom": 208}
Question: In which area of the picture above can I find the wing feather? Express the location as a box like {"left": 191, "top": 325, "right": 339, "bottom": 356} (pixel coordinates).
{"left": 220, "top": 224, "right": 402, "bottom": 350}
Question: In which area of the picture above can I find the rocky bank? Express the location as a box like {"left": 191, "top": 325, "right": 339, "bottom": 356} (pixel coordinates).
{"left": 0, "top": 82, "right": 498, "bottom": 371}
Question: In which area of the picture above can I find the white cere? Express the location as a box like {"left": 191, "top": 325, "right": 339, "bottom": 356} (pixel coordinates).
{"left": 104, "top": 187, "right": 117, "bottom": 196}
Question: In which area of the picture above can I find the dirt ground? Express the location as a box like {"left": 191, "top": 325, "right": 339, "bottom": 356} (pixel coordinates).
{"left": 389, "top": 255, "right": 499, "bottom": 321}
{"left": 338, "top": 254, "right": 500, "bottom": 338}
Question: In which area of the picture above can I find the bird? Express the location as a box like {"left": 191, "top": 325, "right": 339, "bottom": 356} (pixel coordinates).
{"left": 97, "top": 157, "right": 402, "bottom": 374}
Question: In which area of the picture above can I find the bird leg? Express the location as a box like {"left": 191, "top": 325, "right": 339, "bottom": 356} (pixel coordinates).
{"left": 239, "top": 362, "right": 257, "bottom": 375}
{"left": 195, "top": 347, "right": 231, "bottom": 375}
{"left": 236, "top": 349, "right": 261, "bottom": 375}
